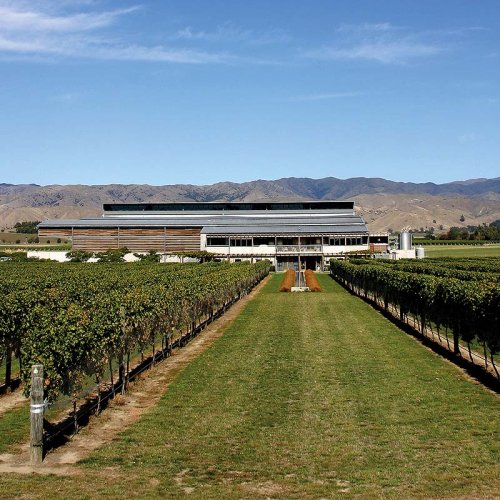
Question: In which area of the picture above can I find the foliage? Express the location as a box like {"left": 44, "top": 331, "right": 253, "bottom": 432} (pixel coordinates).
{"left": 66, "top": 250, "right": 94, "bottom": 263}
{"left": 0, "top": 251, "right": 29, "bottom": 262}
{"left": 330, "top": 258, "right": 500, "bottom": 362}
{"left": 438, "top": 222, "right": 500, "bottom": 241}
{"left": 94, "top": 247, "right": 129, "bottom": 263}
{"left": 133, "top": 250, "right": 160, "bottom": 263}
{"left": 0, "top": 260, "right": 270, "bottom": 401}
{"left": 14, "top": 221, "right": 40, "bottom": 234}
{"left": 171, "top": 250, "right": 216, "bottom": 262}
{"left": 3, "top": 274, "right": 498, "bottom": 498}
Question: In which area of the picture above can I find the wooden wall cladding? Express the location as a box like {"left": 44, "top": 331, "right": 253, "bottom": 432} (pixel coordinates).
{"left": 165, "top": 228, "right": 200, "bottom": 251}
{"left": 42, "top": 226, "right": 203, "bottom": 252}
{"left": 38, "top": 228, "right": 72, "bottom": 238}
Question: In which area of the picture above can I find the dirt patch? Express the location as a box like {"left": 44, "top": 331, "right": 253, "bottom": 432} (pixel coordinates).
{"left": 240, "top": 480, "right": 286, "bottom": 497}
{"left": 0, "top": 275, "right": 270, "bottom": 474}
{"left": 0, "top": 389, "right": 26, "bottom": 417}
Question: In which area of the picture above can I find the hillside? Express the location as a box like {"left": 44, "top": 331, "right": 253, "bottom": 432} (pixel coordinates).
{"left": 1, "top": 177, "right": 499, "bottom": 232}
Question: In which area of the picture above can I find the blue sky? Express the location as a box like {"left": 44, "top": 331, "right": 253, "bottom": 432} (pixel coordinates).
{"left": 0, "top": 0, "right": 499, "bottom": 186}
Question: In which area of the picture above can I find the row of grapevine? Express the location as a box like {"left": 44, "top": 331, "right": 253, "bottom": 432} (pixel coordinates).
{"left": 348, "top": 258, "right": 500, "bottom": 282}
{"left": 0, "top": 261, "right": 270, "bottom": 401}
{"left": 330, "top": 259, "right": 499, "bottom": 376}
{"left": 364, "top": 259, "right": 500, "bottom": 282}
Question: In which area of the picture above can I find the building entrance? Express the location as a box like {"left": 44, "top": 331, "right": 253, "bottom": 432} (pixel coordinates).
{"left": 302, "top": 256, "right": 322, "bottom": 271}
{"left": 276, "top": 255, "right": 322, "bottom": 272}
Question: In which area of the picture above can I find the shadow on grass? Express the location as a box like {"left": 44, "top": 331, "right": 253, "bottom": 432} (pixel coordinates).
{"left": 0, "top": 378, "right": 21, "bottom": 396}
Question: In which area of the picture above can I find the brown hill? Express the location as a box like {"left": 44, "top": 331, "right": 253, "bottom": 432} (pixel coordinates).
{"left": 0, "top": 177, "right": 499, "bottom": 233}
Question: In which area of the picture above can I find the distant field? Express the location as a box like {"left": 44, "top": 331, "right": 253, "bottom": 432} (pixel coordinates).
{"left": 0, "top": 232, "right": 69, "bottom": 246}
{"left": 0, "top": 232, "right": 35, "bottom": 244}
{"left": 0, "top": 274, "right": 498, "bottom": 498}
{"left": 424, "top": 244, "right": 500, "bottom": 258}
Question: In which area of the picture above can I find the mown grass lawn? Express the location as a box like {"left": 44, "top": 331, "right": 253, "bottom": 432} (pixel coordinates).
{"left": 424, "top": 244, "right": 500, "bottom": 257}
{"left": 0, "top": 404, "right": 30, "bottom": 454}
{"left": 0, "top": 274, "right": 498, "bottom": 498}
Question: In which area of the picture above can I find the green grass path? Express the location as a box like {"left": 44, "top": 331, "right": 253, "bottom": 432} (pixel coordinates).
{"left": 424, "top": 244, "right": 500, "bottom": 257}
{"left": 0, "top": 274, "right": 498, "bottom": 498}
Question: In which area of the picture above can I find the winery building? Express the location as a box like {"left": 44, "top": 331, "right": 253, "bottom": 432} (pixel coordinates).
{"left": 38, "top": 201, "right": 388, "bottom": 270}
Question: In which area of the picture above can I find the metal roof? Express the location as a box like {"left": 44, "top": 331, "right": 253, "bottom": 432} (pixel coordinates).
{"left": 201, "top": 225, "right": 368, "bottom": 235}
{"left": 39, "top": 214, "right": 367, "bottom": 229}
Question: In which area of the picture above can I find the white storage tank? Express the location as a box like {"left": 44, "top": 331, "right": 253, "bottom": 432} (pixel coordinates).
{"left": 399, "top": 231, "right": 412, "bottom": 251}
{"left": 416, "top": 246, "right": 425, "bottom": 259}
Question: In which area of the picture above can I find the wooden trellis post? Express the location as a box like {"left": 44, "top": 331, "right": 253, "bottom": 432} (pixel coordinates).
{"left": 30, "top": 364, "right": 44, "bottom": 465}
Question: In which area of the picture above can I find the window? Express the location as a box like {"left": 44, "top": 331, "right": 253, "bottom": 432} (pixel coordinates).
{"left": 230, "top": 238, "right": 252, "bottom": 247}
{"left": 277, "top": 237, "right": 295, "bottom": 245}
{"left": 207, "top": 237, "right": 229, "bottom": 246}
{"left": 254, "top": 237, "right": 274, "bottom": 246}
{"left": 345, "top": 237, "right": 363, "bottom": 246}
{"left": 329, "top": 237, "right": 344, "bottom": 246}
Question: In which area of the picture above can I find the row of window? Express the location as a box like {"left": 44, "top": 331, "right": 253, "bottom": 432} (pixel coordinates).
{"left": 332, "top": 237, "right": 368, "bottom": 246}
{"left": 206, "top": 236, "right": 369, "bottom": 247}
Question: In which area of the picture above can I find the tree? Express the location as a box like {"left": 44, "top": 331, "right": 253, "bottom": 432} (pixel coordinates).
{"left": 95, "top": 247, "right": 129, "bottom": 263}
{"left": 66, "top": 250, "right": 93, "bottom": 263}
{"left": 460, "top": 214, "right": 466, "bottom": 223}
{"left": 14, "top": 221, "right": 40, "bottom": 234}
{"left": 134, "top": 250, "right": 160, "bottom": 263}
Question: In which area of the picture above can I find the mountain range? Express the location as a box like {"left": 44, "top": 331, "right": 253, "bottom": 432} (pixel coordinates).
{"left": 1, "top": 177, "right": 499, "bottom": 232}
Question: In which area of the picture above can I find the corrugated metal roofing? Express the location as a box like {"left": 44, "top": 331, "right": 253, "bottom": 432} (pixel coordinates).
{"left": 201, "top": 225, "right": 368, "bottom": 235}
{"left": 39, "top": 215, "right": 367, "bottom": 229}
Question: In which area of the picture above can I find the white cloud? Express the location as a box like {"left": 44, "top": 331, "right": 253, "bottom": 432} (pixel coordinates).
{"left": 174, "top": 23, "right": 251, "bottom": 42}
{"left": 305, "top": 22, "right": 445, "bottom": 64}
{"left": 173, "top": 22, "right": 290, "bottom": 46}
{"left": 310, "top": 41, "right": 442, "bottom": 64}
{"left": 91, "top": 45, "right": 230, "bottom": 64}
{"left": 0, "top": 5, "right": 138, "bottom": 32}
{"left": 0, "top": 1, "right": 231, "bottom": 64}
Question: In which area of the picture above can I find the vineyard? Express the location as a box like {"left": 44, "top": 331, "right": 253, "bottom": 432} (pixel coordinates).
{"left": 0, "top": 261, "right": 270, "bottom": 406}
{"left": 330, "top": 257, "right": 500, "bottom": 377}
{"left": 1, "top": 273, "right": 498, "bottom": 497}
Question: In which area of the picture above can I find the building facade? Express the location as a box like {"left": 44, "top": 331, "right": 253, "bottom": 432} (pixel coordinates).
{"left": 39, "top": 201, "right": 388, "bottom": 270}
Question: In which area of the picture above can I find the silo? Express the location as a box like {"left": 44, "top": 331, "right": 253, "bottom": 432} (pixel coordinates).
{"left": 416, "top": 246, "right": 425, "bottom": 259}
{"left": 399, "top": 232, "right": 412, "bottom": 250}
